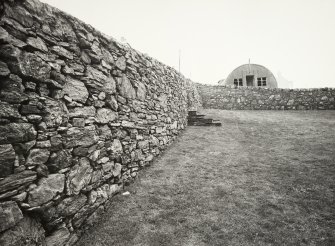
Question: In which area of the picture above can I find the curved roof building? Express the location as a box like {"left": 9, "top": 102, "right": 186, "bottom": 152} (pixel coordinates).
{"left": 224, "top": 64, "right": 278, "bottom": 88}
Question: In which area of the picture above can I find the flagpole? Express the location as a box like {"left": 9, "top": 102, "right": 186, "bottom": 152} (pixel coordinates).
{"left": 179, "top": 50, "right": 181, "bottom": 73}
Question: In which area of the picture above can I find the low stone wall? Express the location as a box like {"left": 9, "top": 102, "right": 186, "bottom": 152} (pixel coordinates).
{"left": 0, "top": 0, "right": 201, "bottom": 245}
{"left": 197, "top": 84, "right": 335, "bottom": 110}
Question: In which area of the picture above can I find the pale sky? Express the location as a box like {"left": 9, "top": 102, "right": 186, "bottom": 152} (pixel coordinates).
{"left": 41, "top": 0, "right": 335, "bottom": 88}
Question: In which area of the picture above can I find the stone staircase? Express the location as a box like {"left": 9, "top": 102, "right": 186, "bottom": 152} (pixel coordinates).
{"left": 187, "top": 111, "right": 222, "bottom": 126}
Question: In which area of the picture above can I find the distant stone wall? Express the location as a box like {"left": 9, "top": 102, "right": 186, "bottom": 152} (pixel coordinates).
{"left": 0, "top": 0, "right": 201, "bottom": 245}
{"left": 197, "top": 84, "right": 335, "bottom": 110}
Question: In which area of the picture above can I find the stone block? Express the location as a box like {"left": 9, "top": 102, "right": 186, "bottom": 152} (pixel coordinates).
{"left": 117, "top": 75, "right": 136, "bottom": 99}
{"left": 10, "top": 52, "right": 51, "bottom": 81}
{"left": 66, "top": 157, "right": 93, "bottom": 195}
{"left": 51, "top": 46, "right": 73, "bottom": 59}
{"left": 0, "top": 144, "right": 16, "bottom": 178}
{"left": 0, "top": 123, "right": 36, "bottom": 144}
{"left": 116, "top": 56, "right": 126, "bottom": 70}
{"left": 108, "top": 139, "right": 123, "bottom": 159}
{"left": 28, "top": 173, "right": 65, "bottom": 207}
{"left": 68, "top": 106, "right": 96, "bottom": 118}
{"left": 0, "top": 215, "right": 45, "bottom": 246}
{"left": 26, "top": 36, "right": 48, "bottom": 52}
{"left": 26, "top": 148, "right": 50, "bottom": 166}
{"left": 72, "top": 117, "right": 85, "bottom": 127}
{"left": 96, "top": 108, "right": 118, "bottom": 124}
{"left": 63, "top": 77, "right": 89, "bottom": 103}
{"left": 47, "top": 149, "right": 72, "bottom": 173}
{"left": 0, "top": 201, "right": 23, "bottom": 233}
{"left": 64, "top": 126, "right": 97, "bottom": 148}
{"left": 56, "top": 194, "right": 87, "bottom": 217}
{"left": 45, "top": 227, "right": 70, "bottom": 246}
{"left": 0, "top": 61, "right": 10, "bottom": 77}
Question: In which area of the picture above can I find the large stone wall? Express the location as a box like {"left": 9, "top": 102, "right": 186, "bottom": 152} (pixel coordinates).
{"left": 197, "top": 84, "right": 335, "bottom": 110}
{"left": 0, "top": 0, "right": 201, "bottom": 245}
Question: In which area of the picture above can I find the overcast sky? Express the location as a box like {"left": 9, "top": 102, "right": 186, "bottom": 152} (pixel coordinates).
{"left": 41, "top": 0, "right": 335, "bottom": 88}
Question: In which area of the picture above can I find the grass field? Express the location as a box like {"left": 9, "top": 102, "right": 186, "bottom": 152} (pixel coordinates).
{"left": 76, "top": 110, "right": 335, "bottom": 246}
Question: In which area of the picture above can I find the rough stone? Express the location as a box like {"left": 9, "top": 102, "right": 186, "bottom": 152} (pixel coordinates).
{"left": 64, "top": 125, "right": 97, "bottom": 148}
{"left": 45, "top": 227, "right": 70, "bottom": 246}
{"left": 80, "top": 51, "right": 91, "bottom": 64}
{"left": 106, "top": 95, "right": 118, "bottom": 111}
{"left": 85, "top": 66, "right": 106, "bottom": 82}
{"left": 117, "top": 75, "right": 136, "bottom": 99}
{"left": 43, "top": 98, "right": 69, "bottom": 128}
{"left": 0, "top": 201, "right": 23, "bottom": 233}
{"left": 47, "top": 135, "right": 61, "bottom": 153}
{"left": 12, "top": 140, "right": 35, "bottom": 155}
{"left": 36, "top": 163, "right": 49, "bottom": 177}
{"left": 0, "top": 74, "right": 27, "bottom": 104}
{"left": 84, "top": 66, "right": 116, "bottom": 93}
{"left": 73, "top": 117, "right": 85, "bottom": 127}
{"left": 56, "top": 194, "right": 87, "bottom": 217}
{"left": 96, "top": 108, "right": 118, "bottom": 124}
{"left": 136, "top": 82, "right": 147, "bottom": 100}
{"left": 63, "top": 78, "right": 89, "bottom": 103}
{"left": 138, "top": 140, "right": 149, "bottom": 149}
{"left": 26, "top": 148, "right": 50, "bottom": 166}
{"left": 66, "top": 157, "right": 93, "bottom": 195}
{"left": 0, "top": 26, "right": 9, "bottom": 43}
{"left": 0, "top": 102, "right": 21, "bottom": 120}
{"left": 51, "top": 46, "right": 73, "bottom": 59}
{"left": 133, "top": 149, "right": 145, "bottom": 161}
{"left": 47, "top": 149, "right": 72, "bottom": 173}
{"left": 116, "top": 56, "right": 126, "bottom": 70}
{"left": 0, "top": 215, "right": 45, "bottom": 246}
{"left": 0, "top": 144, "right": 16, "bottom": 178}
{"left": 0, "top": 61, "right": 10, "bottom": 76}
{"left": 28, "top": 174, "right": 65, "bottom": 207}
{"left": 0, "top": 44, "right": 21, "bottom": 60}
{"left": 113, "top": 163, "right": 122, "bottom": 177}
{"left": 11, "top": 52, "right": 51, "bottom": 81}
{"left": 98, "top": 125, "right": 112, "bottom": 139}
{"left": 3, "top": 3, "right": 34, "bottom": 27}
{"left": 26, "top": 114, "right": 43, "bottom": 124}
{"left": 68, "top": 106, "right": 96, "bottom": 118}
{"left": 35, "top": 140, "right": 51, "bottom": 148}
{"left": 26, "top": 37, "right": 48, "bottom": 52}
{"left": 109, "top": 139, "right": 123, "bottom": 158}
{"left": 0, "top": 123, "right": 36, "bottom": 144}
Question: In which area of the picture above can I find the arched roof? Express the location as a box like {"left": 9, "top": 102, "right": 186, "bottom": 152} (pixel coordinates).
{"left": 224, "top": 63, "right": 278, "bottom": 88}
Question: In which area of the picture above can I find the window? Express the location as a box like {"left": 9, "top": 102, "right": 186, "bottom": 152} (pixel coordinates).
{"left": 234, "top": 78, "right": 243, "bottom": 86}
{"left": 262, "top": 77, "right": 267, "bottom": 86}
{"left": 257, "top": 77, "right": 267, "bottom": 86}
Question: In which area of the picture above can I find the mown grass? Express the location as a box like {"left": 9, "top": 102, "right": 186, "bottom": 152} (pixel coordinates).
{"left": 76, "top": 110, "right": 335, "bottom": 246}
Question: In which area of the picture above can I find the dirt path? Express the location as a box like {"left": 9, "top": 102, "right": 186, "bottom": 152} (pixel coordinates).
{"left": 76, "top": 110, "right": 335, "bottom": 246}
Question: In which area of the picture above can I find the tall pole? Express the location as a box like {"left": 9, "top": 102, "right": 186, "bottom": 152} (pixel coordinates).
{"left": 179, "top": 49, "right": 181, "bottom": 73}
{"left": 248, "top": 58, "right": 251, "bottom": 73}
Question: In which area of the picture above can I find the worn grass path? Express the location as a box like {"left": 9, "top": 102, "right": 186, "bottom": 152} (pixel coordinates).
{"left": 77, "top": 110, "right": 335, "bottom": 246}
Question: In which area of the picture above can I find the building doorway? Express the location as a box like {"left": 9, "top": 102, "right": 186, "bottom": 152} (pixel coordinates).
{"left": 246, "top": 75, "right": 254, "bottom": 86}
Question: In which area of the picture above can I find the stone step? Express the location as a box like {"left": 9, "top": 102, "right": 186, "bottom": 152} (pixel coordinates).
{"left": 187, "top": 110, "right": 221, "bottom": 127}
{"left": 188, "top": 122, "right": 221, "bottom": 127}
{"left": 188, "top": 114, "right": 205, "bottom": 119}
{"left": 188, "top": 111, "right": 197, "bottom": 116}
{"left": 188, "top": 118, "right": 213, "bottom": 123}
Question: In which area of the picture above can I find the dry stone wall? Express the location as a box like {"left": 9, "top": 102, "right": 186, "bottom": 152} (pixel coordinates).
{"left": 0, "top": 0, "right": 201, "bottom": 245}
{"left": 198, "top": 84, "right": 335, "bottom": 110}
